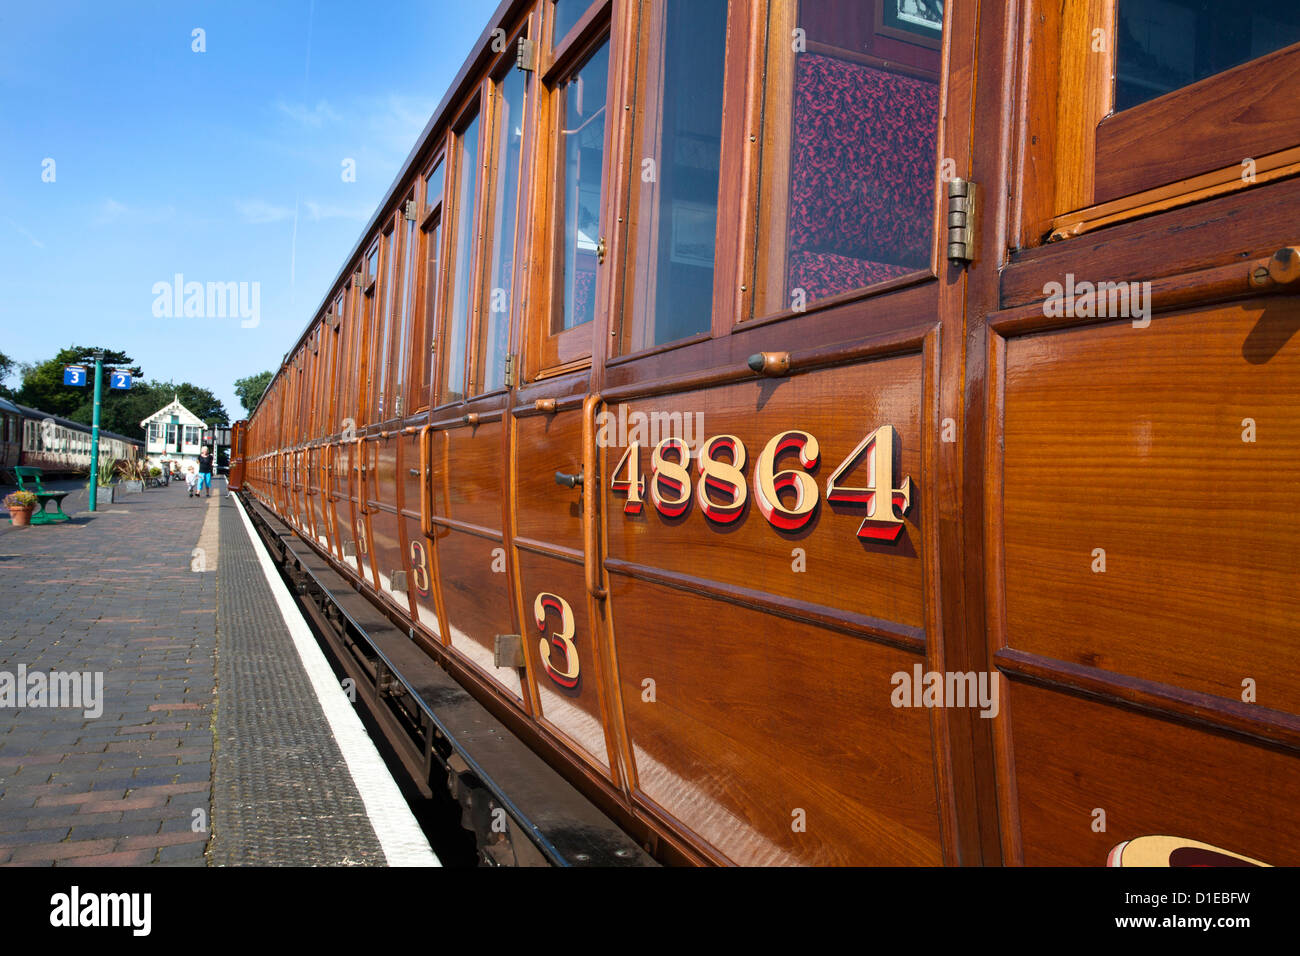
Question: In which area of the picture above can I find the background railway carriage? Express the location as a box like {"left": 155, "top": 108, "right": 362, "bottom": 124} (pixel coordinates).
{"left": 0, "top": 399, "right": 142, "bottom": 478}
{"left": 0, "top": 398, "right": 22, "bottom": 476}
{"left": 242, "top": 0, "right": 1300, "bottom": 865}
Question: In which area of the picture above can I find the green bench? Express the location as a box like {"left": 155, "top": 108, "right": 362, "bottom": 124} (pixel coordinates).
{"left": 14, "top": 467, "right": 71, "bottom": 524}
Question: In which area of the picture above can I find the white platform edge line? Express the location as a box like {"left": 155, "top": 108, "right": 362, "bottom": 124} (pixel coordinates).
{"left": 231, "top": 494, "right": 440, "bottom": 867}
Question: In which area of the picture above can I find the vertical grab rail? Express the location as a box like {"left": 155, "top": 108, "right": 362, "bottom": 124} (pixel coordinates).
{"left": 419, "top": 424, "right": 434, "bottom": 539}
{"left": 582, "top": 393, "right": 606, "bottom": 601}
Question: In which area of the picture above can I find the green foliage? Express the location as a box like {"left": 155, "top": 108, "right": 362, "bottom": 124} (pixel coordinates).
{"left": 234, "top": 370, "right": 274, "bottom": 414}
{"left": 4, "top": 490, "right": 37, "bottom": 509}
{"left": 96, "top": 455, "right": 116, "bottom": 486}
{"left": 11, "top": 345, "right": 229, "bottom": 438}
{"left": 0, "top": 351, "right": 16, "bottom": 399}
{"left": 14, "top": 346, "right": 138, "bottom": 419}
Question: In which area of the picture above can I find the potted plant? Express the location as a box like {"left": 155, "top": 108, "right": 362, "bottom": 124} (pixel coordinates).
{"left": 96, "top": 454, "right": 117, "bottom": 502}
{"left": 114, "top": 458, "right": 145, "bottom": 496}
{"left": 5, "top": 490, "right": 38, "bottom": 527}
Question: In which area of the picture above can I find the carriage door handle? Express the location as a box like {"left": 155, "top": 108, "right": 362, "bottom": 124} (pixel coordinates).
{"left": 1249, "top": 246, "right": 1300, "bottom": 287}
{"left": 555, "top": 469, "right": 583, "bottom": 489}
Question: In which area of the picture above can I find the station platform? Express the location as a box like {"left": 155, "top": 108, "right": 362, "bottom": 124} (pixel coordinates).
{"left": 0, "top": 479, "right": 438, "bottom": 866}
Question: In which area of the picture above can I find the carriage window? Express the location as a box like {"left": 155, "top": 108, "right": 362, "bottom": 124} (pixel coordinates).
{"left": 442, "top": 110, "right": 482, "bottom": 405}
{"left": 555, "top": 39, "right": 609, "bottom": 335}
{"left": 418, "top": 159, "right": 444, "bottom": 403}
{"left": 362, "top": 244, "right": 379, "bottom": 420}
{"left": 393, "top": 199, "right": 418, "bottom": 416}
{"left": 479, "top": 65, "right": 529, "bottom": 393}
{"left": 374, "top": 225, "right": 398, "bottom": 420}
{"left": 751, "top": 0, "right": 944, "bottom": 318}
{"left": 1115, "top": 1, "right": 1300, "bottom": 112}
{"left": 551, "top": 0, "right": 589, "bottom": 49}
{"left": 619, "top": 0, "right": 727, "bottom": 353}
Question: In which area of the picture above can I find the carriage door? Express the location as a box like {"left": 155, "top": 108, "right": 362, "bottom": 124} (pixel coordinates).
{"left": 422, "top": 76, "right": 529, "bottom": 712}
{"left": 986, "top": 0, "right": 1300, "bottom": 865}
{"left": 510, "top": 3, "right": 625, "bottom": 782}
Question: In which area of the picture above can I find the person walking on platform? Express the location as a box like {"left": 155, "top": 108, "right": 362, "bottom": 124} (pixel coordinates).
{"left": 197, "top": 446, "right": 214, "bottom": 498}
{"left": 186, "top": 465, "right": 198, "bottom": 497}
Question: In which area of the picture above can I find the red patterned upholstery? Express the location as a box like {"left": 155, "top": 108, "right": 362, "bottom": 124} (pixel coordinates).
{"left": 788, "top": 251, "right": 913, "bottom": 303}
{"left": 786, "top": 53, "right": 938, "bottom": 301}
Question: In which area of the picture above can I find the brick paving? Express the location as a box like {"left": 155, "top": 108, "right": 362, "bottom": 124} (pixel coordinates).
{"left": 0, "top": 476, "right": 398, "bottom": 866}
{"left": 0, "top": 480, "right": 217, "bottom": 865}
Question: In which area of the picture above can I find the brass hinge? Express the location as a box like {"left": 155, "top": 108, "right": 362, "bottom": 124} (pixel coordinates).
{"left": 516, "top": 37, "right": 536, "bottom": 72}
{"left": 946, "top": 179, "right": 978, "bottom": 265}
{"left": 495, "top": 634, "right": 525, "bottom": 668}
{"left": 404, "top": 199, "right": 418, "bottom": 221}
{"left": 503, "top": 354, "right": 515, "bottom": 388}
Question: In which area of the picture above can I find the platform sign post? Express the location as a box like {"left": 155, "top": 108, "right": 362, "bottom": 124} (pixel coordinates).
{"left": 87, "top": 351, "right": 104, "bottom": 512}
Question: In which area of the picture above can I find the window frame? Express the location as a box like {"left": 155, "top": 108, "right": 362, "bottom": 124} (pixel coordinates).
{"left": 416, "top": 149, "right": 448, "bottom": 412}
{"left": 1016, "top": 0, "right": 1300, "bottom": 245}
{"left": 436, "top": 95, "right": 489, "bottom": 409}
{"left": 475, "top": 27, "right": 535, "bottom": 397}
{"left": 609, "top": 0, "right": 753, "bottom": 357}
{"left": 528, "top": 7, "right": 617, "bottom": 379}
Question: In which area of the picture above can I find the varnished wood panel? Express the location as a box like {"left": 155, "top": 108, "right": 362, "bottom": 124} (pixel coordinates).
{"left": 513, "top": 409, "right": 585, "bottom": 553}
{"left": 999, "top": 300, "right": 1300, "bottom": 713}
{"left": 437, "top": 527, "right": 523, "bottom": 703}
{"left": 611, "top": 576, "right": 941, "bottom": 866}
{"left": 1007, "top": 681, "right": 1300, "bottom": 866}
{"left": 1095, "top": 43, "right": 1300, "bottom": 204}
{"left": 515, "top": 551, "right": 614, "bottom": 774}
{"left": 602, "top": 353, "right": 928, "bottom": 632}
{"left": 433, "top": 419, "right": 506, "bottom": 532}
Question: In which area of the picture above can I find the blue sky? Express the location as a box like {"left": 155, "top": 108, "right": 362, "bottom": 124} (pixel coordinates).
{"left": 0, "top": 0, "right": 500, "bottom": 420}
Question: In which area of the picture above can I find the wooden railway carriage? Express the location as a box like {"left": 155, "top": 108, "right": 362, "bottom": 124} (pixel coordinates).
{"left": 0, "top": 399, "right": 142, "bottom": 477}
{"left": 241, "top": 0, "right": 1300, "bottom": 865}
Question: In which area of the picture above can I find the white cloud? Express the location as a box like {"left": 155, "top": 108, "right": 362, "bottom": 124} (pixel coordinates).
{"left": 92, "top": 198, "right": 175, "bottom": 225}
{"left": 275, "top": 98, "right": 341, "bottom": 128}
{"left": 236, "top": 199, "right": 294, "bottom": 224}
{"left": 303, "top": 200, "right": 371, "bottom": 222}
{"left": 7, "top": 218, "right": 45, "bottom": 248}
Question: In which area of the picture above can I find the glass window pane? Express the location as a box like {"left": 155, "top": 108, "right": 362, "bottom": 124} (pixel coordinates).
{"left": 552, "top": 0, "right": 587, "bottom": 47}
{"left": 752, "top": 0, "right": 943, "bottom": 316}
{"left": 426, "top": 160, "right": 445, "bottom": 210}
{"left": 555, "top": 39, "right": 609, "bottom": 334}
{"left": 480, "top": 67, "right": 529, "bottom": 393}
{"left": 375, "top": 230, "right": 397, "bottom": 420}
{"left": 394, "top": 214, "right": 417, "bottom": 414}
{"left": 621, "top": 0, "right": 727, "bottom": 353}
{"left": 442, "top": 112, "right": 481, "bottom": 404}
{"left": 1116, "top": 1, "right": 1300, "bottom": 112}
{"left": 422, "top": 218, "right": 442, "bottom": 397}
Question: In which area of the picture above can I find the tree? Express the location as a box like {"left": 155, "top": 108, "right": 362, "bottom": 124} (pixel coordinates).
{"left": 11, "top": 346, "right": 228, "bottom": 439}
{"left": 14, "top": 346, "right": 139, "bottom": 419}
{"left": 0, "top": 351, "right": 15, "bottom": 399}
{"left": 234, "top": 370, "right": 274, "bottom": 415}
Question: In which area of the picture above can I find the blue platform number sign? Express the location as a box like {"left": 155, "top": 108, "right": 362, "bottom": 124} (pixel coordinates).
{"left": 63, "top": 365, "right": 87, "bottom": 386}
{"left": 109, "top": 370, "right": 132, "bottom": 390}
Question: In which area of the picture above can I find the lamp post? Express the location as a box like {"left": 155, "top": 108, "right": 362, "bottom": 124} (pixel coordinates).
{"left": 87, "top": 350, "right": 104, "bottom": 512}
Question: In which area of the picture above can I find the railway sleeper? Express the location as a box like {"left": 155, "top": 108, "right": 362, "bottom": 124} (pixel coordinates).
{"left": 242, "top": 496, "right": 655, "bottom": 868}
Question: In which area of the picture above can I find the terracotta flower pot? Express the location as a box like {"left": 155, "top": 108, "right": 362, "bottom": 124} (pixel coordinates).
{"left": 10, "top": 506, "right": 32, "bottom": 527}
